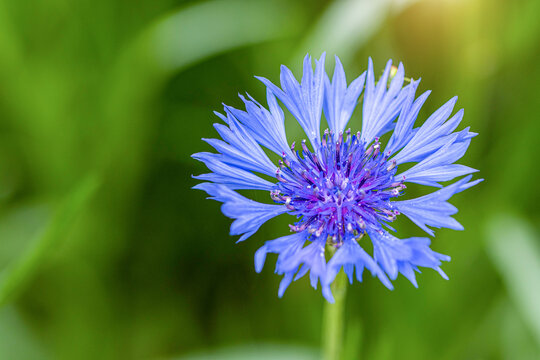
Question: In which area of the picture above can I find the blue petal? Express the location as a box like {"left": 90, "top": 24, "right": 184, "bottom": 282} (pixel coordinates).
{"left": 385, "top": 80, "right": 430, "bottom": 156}
{"left": 326, "top": 237, "right": 393, "bottom": 290}
{"left": 398, "top": 137, "right": 477, "bottom": 186}
{"left": 226, "top": 89, "right": 293, "bottom": 158}
{"left": 361, "top": 59, "right": 408, "bottom": 145}
{"left": 257, "top": 53, "right": 326, "bottom": 149}
{"left": 398, "top": 126, "right": 473, "bottom": 164}
{"left": 254, "top": 232, "right": 308, "bottom": 273}
{"left": 393, "top": 175, "right": 482, "bottom": 236}
{"left": 254, "top": 246, "right": 268, "bottom": 274}
{"left": 278, "top": 272, "right": 295, "bottom": 298}
{"left": 392, "top": 97, "right": 465, "bottom": 164}
{"left": 368, "top": 230, "right": 412, "bottom": 279}
{"left": 192, "top": 152, "right": 274, "bottom": 190}
{"left": 205, "top": 110, "right": 277, "bottom": 176}
{"left": 193, "top": 183, "right": 289, "bottom": 241}
{"left": 369, "top": 230, "right": 451, "bottom": 287}
{"left": 276, "top": 236, "right": 333, "bottom": 301}
{"left": 324, "top": 55, "right": 366, "bottom": 135}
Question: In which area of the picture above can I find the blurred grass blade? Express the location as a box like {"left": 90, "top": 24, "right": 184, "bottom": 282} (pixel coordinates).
{"left": 150, "top": 0, "right": 303, "bottom": 72}
{"left": 294, "top": 0, "right": 418, "bottom": 63}
{"left": 0, "top": 306, "right": 48, "bottom": 360}
{"left": 0, "top": 175, "right": 100, "bottom": 307}
{"left": 486, "top": 214, "right": 540, "bottom": 346}
{"left": 501, "top": 300, "right": 540, "bottom": 360}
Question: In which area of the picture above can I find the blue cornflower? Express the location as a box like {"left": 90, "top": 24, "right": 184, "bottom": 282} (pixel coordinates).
{"left": 193, "top": 54, "right": 481, "bottom": 302}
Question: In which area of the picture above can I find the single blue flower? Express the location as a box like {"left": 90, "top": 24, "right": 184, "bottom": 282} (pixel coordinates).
{"left": 193, "top": 54, "right": 482, "bottom": 302}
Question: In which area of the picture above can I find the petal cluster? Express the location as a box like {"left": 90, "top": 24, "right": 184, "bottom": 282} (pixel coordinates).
{"left": 193, "top": 54, "right": 481, "bottom": 302}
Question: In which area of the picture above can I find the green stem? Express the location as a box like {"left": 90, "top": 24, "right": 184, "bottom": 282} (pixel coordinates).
{"left": 322, "top": 268, "right": 348, "bottom": 360}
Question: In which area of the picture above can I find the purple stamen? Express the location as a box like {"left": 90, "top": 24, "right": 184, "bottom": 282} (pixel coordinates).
{"left": 272, "top": 129, "right": 402, "bottom": 244}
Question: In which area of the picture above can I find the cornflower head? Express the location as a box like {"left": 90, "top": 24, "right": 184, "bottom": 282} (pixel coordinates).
{"left": 193, "top": 54, "right": 481, "bottom": 302}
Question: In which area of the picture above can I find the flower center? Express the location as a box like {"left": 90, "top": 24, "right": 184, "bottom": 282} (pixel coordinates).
{"left": 271, "top": 129, "right": 405, "bottom": 246}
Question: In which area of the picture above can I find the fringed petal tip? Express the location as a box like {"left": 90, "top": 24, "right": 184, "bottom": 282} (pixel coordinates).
{"left": 369, "top": 230, "right": 452, "bottom": 288}
{"left": 394, "top": 175, "right": 481, "bottom": 236}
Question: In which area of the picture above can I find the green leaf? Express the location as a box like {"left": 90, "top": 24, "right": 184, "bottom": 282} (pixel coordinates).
{"left": 0, "top": 306, "right": 48, "bottom": 360}
{"left": 293, "top": 0, "right": 419, "bottom": 64}
{"left": 150, "top": 0, "right": 304, "bottom": 73}
{"left": 485, "top": 214, "right": 540, "bottom": 347}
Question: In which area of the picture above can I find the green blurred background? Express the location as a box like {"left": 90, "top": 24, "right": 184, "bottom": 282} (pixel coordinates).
{"left": 0, "top": 0, "right": 538, "bottom": 359}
